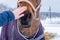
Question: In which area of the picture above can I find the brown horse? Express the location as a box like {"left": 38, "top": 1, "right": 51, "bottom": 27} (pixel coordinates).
{"left": 17, "top": 0, "right": 41, "bottom": 37}
{"left": 1, "top": 0, "right": 45, "bottom": 40}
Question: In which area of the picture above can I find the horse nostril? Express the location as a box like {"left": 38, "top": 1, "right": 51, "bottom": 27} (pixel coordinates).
{"left": 27, "top": 12, "right": 31, "bottom": 19}
{"left": 20, "top": 12, "right": 32, "bottom": 25}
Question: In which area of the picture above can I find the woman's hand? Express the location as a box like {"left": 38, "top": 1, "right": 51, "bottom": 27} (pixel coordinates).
{"left": 13, "top": 6, "right": 27, "bottom": 20}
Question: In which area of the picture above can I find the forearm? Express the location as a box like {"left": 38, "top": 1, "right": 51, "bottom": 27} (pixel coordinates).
{"left": 0, "top": 11, "right": 15, "bottom": 26}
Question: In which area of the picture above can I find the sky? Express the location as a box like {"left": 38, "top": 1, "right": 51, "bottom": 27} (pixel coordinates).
{"left": 40, "top": 0, "right": 60, "bottom": 12}
{"left": 0, "top": 0, "right": 17, "bottom": 8}
{"left": 0, "top": 0, "right": 60, "bottom": 12}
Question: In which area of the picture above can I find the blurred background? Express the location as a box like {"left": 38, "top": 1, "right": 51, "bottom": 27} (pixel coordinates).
{"left": 0, "top": 0, "right": 60, "bottom": 40}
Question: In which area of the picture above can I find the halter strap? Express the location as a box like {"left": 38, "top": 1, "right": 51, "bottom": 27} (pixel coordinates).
{"left": 18, "top": 0, "right": 40, "bottom": 12}
{"left": 18, "top": 0, "right": 40, "bottom": 20}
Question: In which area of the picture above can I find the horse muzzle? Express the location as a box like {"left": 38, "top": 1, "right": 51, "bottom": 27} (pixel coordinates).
{"left": 19, "top": 12, "right": 32, "bottom": 28}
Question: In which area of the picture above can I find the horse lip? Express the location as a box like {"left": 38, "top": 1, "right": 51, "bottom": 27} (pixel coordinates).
{"left": 21, "top": 24, "right": 31, "bottom": 28}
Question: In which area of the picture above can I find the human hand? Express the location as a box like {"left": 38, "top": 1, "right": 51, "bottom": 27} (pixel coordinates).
{"left": 13, "top": 6, "right": 27, "bottom": 20}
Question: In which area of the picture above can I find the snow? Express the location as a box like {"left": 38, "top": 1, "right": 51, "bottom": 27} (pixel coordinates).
{"left": 41, "top": 17, "right": 60, "bottom": 40}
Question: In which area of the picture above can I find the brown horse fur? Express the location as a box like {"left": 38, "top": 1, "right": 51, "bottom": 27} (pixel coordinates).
{"left": 17, "top": 0, "right": 41, "bottom": 37}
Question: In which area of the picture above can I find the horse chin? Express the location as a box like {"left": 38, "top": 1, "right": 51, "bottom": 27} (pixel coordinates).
{"left": 21, "top": 23, "right": 31, "bottom": 28}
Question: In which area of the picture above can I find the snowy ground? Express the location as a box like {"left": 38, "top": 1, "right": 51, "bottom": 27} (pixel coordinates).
{"left": 0, "top": 27, "right": 2, "bottom": 36}
{"left": 41, "top": 17, "right": 60, "bottom": 40}
{"left": 42, "top": 23, "right": 60, "bottom": 40}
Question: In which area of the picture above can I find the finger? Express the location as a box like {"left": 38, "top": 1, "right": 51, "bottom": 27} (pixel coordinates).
{"left": 18, "top": 6, "right": 27, "bottom": 14}
{"left": 18, "top": 14, "right": 24, "bottom": 19}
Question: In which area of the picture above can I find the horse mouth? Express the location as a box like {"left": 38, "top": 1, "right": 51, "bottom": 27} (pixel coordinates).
{"left": 20, "top": 12, "right": 32, "bottom": 28}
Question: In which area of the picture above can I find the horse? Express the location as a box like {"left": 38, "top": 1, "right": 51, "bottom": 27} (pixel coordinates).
{"left": 0, "top": 0, "right": 45, "bottom": 40}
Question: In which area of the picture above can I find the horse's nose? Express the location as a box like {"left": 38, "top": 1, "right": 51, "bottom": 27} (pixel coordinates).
{"left": 20, "top": 12, "right": 32, "bottom": 25}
